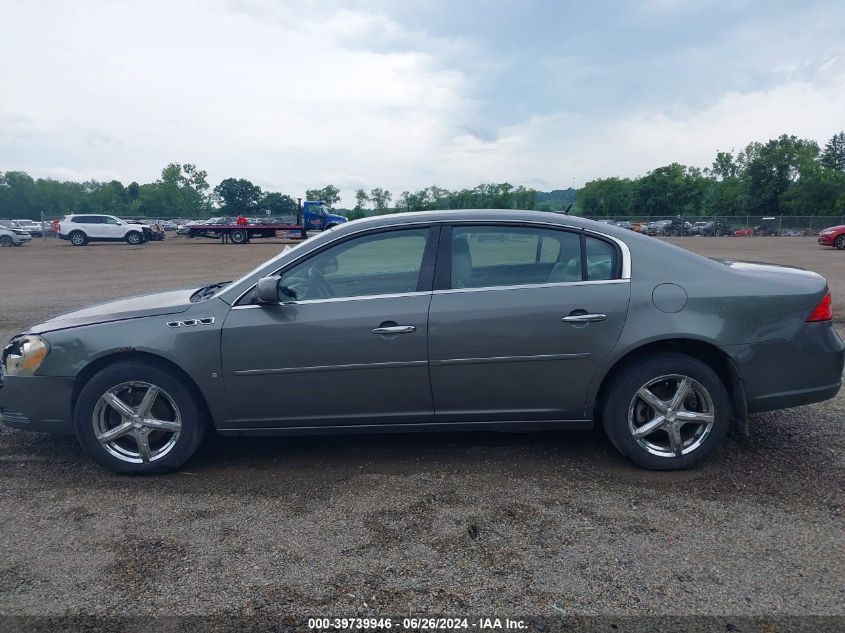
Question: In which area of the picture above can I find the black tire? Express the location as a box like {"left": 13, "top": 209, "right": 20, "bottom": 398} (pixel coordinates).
{"left": 324, "top": 223, "right": 337, "bottom": 231}
{"left": 73, "top": 360, "right": 208, "bottom": 474}
{"left": 835, "top": 235, "right": 845, "bottom": 250}
{"left": 69, "top": 231, "right": 88, "bottom": 246}
{"left": 125, "top": 231, "right": 143, "bottom": 245}
{"left": 229, "top": 229, "right": 248, "bottom": 244}
{"left": 0, "top": 235, "right": 13, "bottom": 247}
{"left": 601, "top": 352, "right": 731, "bottom": 470}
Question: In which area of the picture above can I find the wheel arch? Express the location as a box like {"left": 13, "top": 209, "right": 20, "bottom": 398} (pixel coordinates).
{"left": 71, "top": 350, "right": 213, "bottom": 424}
{"left": 591, "top": 337, "right": 749, "bottom": 436}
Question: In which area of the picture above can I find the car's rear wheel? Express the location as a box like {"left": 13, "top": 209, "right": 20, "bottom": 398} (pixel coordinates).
{"left": 601, "top": 352, "right": 731, "bottom": 470}
{"left": 69, "top": 231, "right": 88, "bottom": 246}
{"left": 125, "top": 231, "right": 143, "bottom": 245}
{"left": 74, "top": 361, "right": 207, "bottom": 474}
{"left": 229, "top": 229, "right": 248, "bottom": 244}
{"left": 835, "top": 235, "right": 845, "bottom": 250}
{"left": 0, "top": 235, "right": 13, "bottom": 247}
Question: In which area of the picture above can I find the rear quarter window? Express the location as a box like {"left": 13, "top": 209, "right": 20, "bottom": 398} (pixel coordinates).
{"left": 584, "top": 236, "right": 618, "bottom": 281}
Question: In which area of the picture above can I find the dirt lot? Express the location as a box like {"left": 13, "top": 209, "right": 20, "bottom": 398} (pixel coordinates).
{"left": 0, "top": 235, "right": 843, "bottom": 623}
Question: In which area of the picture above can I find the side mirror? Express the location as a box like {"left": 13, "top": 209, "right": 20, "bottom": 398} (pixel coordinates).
{"left": 256, "top": 275, "right": 298, "bottom": 304}
{"left": 256, "top": 276, "right": 282, "bottom": 304}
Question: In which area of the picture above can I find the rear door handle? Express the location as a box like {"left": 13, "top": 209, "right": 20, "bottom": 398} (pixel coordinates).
{"left": 372, "top": 325, "right": 416, "bottom": 334}
{"left": 562, "top": 313, "right": 607, "bottom": 323}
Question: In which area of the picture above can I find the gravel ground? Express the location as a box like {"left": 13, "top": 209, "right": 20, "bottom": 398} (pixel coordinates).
{"left": 0, "top": 235, "right": 842, "bottom": 623}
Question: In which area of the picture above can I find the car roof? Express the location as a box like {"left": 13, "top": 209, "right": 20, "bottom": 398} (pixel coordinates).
{"left": 334, "top": 209, "right": 611, "bottom": 231}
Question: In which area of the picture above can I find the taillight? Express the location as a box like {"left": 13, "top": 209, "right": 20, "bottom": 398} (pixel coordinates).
{"left": 806, "top": 292, "right": 833, "bottom": 322}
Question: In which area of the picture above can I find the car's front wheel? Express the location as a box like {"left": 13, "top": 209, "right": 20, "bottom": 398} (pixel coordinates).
{"left": 74, "top": 360, "right": 207, "bottom": 474}
{"left": 835, "top": 235, "right": 845, "bottom": 250}
{"left": 125, "top": 231, "right": 143, "bottom": 245}
{"left": 601, "top": 352, "right": 731, "bottom": 470}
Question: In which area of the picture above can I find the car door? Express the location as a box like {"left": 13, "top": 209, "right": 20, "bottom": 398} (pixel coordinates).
{"left": 101, "top": 216, "right": 126, "bottom": 238}
{"left": 219, "top": 226, "right": 439, "bottom": 430}
{"left": 428, "top": 224, "right": 631, "bottom": 423}
{"left": 74, "top": 215, "right": 104, "bottom": 237}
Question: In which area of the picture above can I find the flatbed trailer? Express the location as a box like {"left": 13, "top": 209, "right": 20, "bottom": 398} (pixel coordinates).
{"left": 182, "top": 220, "right": 306, "bottom": 244}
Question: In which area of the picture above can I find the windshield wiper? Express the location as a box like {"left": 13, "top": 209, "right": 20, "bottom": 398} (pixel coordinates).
{"left": 190, "top": 281, "right": 231, "bottom": 303}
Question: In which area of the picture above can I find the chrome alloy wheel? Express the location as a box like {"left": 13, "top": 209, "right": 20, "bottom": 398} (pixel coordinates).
{"left": 92, "top": 381, "right": 182, "bottom": 463}
{"left": 627, "top": 374, "right": 715, "bottom": 458}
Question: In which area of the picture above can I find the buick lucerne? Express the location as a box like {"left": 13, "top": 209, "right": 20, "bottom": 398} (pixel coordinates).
{"left": 1, "top": 211, "right": 842, "bottom": 473}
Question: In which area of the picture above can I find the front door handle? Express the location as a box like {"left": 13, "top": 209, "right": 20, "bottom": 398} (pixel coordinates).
{"left": 562, "top": 313, "right": 607, "bottom": 323}
{"left": 372, "top": 325, "right": 416, "bottom": 334}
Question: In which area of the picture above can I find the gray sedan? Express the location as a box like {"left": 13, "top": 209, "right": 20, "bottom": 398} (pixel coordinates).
{"left": 1, "top": 211, "right": 842, "bottom": 474}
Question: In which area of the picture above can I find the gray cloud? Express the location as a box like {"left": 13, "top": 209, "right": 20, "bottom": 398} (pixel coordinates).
{"left": 1, "top": 0, "right": 843, "bottom": 204}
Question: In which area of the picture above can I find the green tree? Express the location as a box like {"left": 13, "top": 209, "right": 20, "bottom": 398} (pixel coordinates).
{"left": 395, "top": 191, "right": 411, "bottom": 211}
{"left": 214, "top": 178, "right": 262, "bottom": 214}
{"left": 708, "top": 151, "right": 740, "bottom": 180}
{"left": 578, "top": 177, "right": 634, "bottom": 216}
{"left": 821, "top": 131, "right": 845, "bottom": 171}
{"left": 744, "top": 135, "right": 820, "bottom": 215}
{"left": 369, "top": 187, "right": 392, "bottom": 212}
{"left": 260, "top": 192, "right": 297, "bottom": 217}
{"left": 354, "top": 189, "right": 370, "bottom": 212}
{"left": 633, "top": 163, "right": 708, "bottom": 216}
{"left": 305, "top": 185, "right": 341, "bottom": 208}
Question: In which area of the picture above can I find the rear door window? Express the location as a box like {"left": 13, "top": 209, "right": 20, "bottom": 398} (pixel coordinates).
{"left": 450, "top": 226, "right": 582, "bottom": 289}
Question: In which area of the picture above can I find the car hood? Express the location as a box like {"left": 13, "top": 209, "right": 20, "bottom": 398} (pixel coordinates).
{"left": 820, "top": 225, "right": 845, "bottom": 232}
{"left": 26, "top": 288, "right": 195, "bottom": 334}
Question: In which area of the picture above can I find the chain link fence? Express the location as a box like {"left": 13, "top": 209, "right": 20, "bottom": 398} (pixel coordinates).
{"left": 580, "top": 215, "right": 845, "bottom": 236}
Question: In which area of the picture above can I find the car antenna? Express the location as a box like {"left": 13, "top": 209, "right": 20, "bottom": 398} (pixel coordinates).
{"left": 563, "top": 204, "right": 573, "bottom": 215}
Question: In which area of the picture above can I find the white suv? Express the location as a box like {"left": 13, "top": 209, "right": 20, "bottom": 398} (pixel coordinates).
{"left": 57, "top": 214, "right": 152, "bottom": 246}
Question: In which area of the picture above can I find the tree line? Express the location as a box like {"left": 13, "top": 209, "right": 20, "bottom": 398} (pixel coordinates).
{"left": 0, "top": 165, "right": 539, "bottom": 220}
{"left": 2, "top": 131, "right": 843, "bottom": 221}
{"left": 578, "top": 132, "right": 845, "bottom": 217}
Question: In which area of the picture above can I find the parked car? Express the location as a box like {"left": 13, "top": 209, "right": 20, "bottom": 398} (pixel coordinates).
{"left": 10, "top": 219, "right": 43, "bottom": 237}
{"left": 644, "top": 218, "right": 691, "bottom": 236}
{"left": 688, "top": 222, "right": 709, "bottom": 236}
{"left": 645, "top": 220, "right": 673, "bottom": 236}
{"left": 614, "top": 221, "right": 634, "bottom": 230}
{"left": 0, "top": 225, "right": 32, "bottom": 246}
{"left": 1, "top": 210, "right": 842, "bottom": 474}
{"left": 699, "top": 220, "right": 734, "bottom": 237}
{"left": 177, "top": 220, "right": 204, "bottom": 236}
{"left": 56, "top": 214, "right": 154, "bottom": 246}
{"left": 818, "top": 225, "right": 845, "bottom": 249}
{"left": 734, "top": 228, "right": 754, "bottom": 237}
{"left": 127, "top": 220, "right": 165, "bottom": 241}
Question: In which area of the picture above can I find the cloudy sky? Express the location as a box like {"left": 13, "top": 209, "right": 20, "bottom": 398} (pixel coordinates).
{"left": 1, "top": 0, "right": 844, "bottom": 203}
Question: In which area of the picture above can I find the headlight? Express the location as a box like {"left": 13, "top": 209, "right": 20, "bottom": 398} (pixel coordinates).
{"left": 3, "top": 336, "right": 50, "bottom": 376}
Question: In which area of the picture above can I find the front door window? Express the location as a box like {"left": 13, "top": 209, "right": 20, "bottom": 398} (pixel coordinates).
{"left": 279, "top": 229, "right": 430, "bottom": 301}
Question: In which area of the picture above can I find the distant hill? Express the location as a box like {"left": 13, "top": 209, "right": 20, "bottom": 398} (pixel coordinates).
{"left": 535, "top": 188, "right": 577, "bottom": 211}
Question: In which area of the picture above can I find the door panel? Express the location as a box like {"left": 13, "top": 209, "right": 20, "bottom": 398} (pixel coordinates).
{"left": 428, "top": 282, "right": 630, "bottom": 421}
{"left": 79, "top": 217, "right": 105, "bottom": 237}
{"left": 220, "top": 295, "right": 433, "bottom": 428}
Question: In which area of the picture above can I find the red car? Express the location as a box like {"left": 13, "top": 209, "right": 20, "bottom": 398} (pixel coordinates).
{"left": 734, "top": 228, "right": 754, "bottom": 237}
{"left": 818, "top": 225, "right": 845, "bottom": 249}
